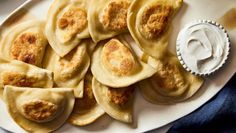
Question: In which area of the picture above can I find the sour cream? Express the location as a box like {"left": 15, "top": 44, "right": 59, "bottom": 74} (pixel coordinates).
{"left": 177, "top": 21, "right": 230, "bottom": 75}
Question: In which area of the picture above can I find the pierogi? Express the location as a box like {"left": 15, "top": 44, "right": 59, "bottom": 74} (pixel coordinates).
{"left": 92, "top": 78, "right": 134, "bottom": 123}
{"left": 0, "top": 57, "right": 53, "bottom": 98}
{"left": 43, "top": 40, "right": 92, "bottom": 98}
{"left": 45, "top": 0, "right": 90, "bottom": 57}
{"left": 127, "top": 0, "right": 183, "bottom": 59}
{"left": 3, "top": 86, "right": 75, "bottom": 133}
{"left": 68, "top": 72, "right": 105, "bottom": 126}
{"left": 88, "top": 0, "right": 132, "bottom": 42}
{"left": 139, "top": 52, "right": 204, "bottom": 104}
{"left": 0, "top": 20, "right": 48, "bottom": 66}
{"left": 91, "top": 37, "right": 157, "bottom": 88}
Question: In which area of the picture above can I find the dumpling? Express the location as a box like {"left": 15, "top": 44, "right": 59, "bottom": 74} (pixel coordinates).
{"left": 45, "top": 0, "right": 90, "bottom": 57}
{"left": 68, "top": 72, "right": 105, "bottom": 126}
{"left": 3, "top": 86, "right": 75, "bottom": 133}
{"left": 127, "top": 0, "right": 183, "bottom": 59}
{"left": 0, "top": 57, "right": 53, "bottom": 98}
{"left": 138, "top": 52, "right": 204, "bottom": 104}
{"left": 88, "top": 0, "right": 132, "bottom": 42}
{"left": 43, "top": 40, "right": 91, "bottom": 98}
{"left": 91, "top": 37, "right": 157, "bottom": 88}
{"left": 92, "top": 78, "right": 134, "bottom": 123}
{"left": 0, "top": 20, "right": 48, "bottom": 66}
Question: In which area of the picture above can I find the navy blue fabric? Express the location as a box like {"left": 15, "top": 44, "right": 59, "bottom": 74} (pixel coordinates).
{"left": 168, "top": 74, "right": 236, "bottom": 133}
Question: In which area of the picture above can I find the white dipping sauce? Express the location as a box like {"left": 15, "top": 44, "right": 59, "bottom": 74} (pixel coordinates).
{"left": 177, "top": 21, "right": 230, "bottom": 75}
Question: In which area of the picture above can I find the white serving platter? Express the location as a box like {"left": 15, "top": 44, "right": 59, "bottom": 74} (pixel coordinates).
{"left": 0, "top": 0, "right": 236, "bottom": 133}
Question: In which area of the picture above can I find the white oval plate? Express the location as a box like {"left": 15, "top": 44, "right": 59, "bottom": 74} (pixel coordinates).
{"left": 0, "top": 0, "right": 236, "bottom": 133}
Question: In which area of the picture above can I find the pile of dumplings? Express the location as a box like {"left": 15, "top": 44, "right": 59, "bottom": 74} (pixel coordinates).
{"left": 0, "top": 0, "right": 204, "bottom": 132}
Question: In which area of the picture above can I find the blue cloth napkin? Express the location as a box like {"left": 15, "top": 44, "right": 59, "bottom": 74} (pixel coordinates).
{"left": 168, "top": 74, "right": 236, "bottom": 133}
